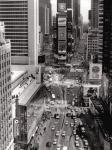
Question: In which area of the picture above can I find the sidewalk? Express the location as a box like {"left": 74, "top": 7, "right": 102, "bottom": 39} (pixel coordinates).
{"left": 36, "top": 118, "right": 51, "bottom": 150}
{"left": 29, "top": 112, "right": 51, "bottom": 149}
{"left": 28, "top": 106, "right": 45, "bottom": 143}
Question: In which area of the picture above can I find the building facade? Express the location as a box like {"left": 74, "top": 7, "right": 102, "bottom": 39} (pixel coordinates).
{"left": 0, "top": 22, "right": 13, "bottom": 150}
{"left": 87, "top": 29, "right": 98, "bottom": 62}
{"left": 98, "top": 0, "right": 112, "bottom": 77}
{"left": 45, "top": 6, "right": 50, "bottom": 34}
{"left": 91, "top": 0, "right": 99, "bottom": 29}
{"left": 53, "top": 0, "right": 73, "bottom": 65}
{"left": 72, "top": 0, "right": 81, "bottom": 40}
{"left": 72, "top": 0, "right": 80, "bottom": 26}
{"left": 98, "top": 0, "right": 104, "bottom": 64}
{"left": 0, "top": 0, "right": 39, "bottom": 65}
{"left": 39, "top": 0, "right": 52, "bottom": 35}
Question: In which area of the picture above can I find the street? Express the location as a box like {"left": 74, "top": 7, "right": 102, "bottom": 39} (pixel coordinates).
{"left": 28, "top": 35, "right": 100, "bottom": 150}
{"left": 29, "top": 101, "right": 91, "bottom": 150}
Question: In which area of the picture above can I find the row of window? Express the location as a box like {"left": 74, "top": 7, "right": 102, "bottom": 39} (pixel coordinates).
{"left": 0, "top": 53, "right": 10, "bottom": 60}
{"left": 0, "top": 11, "right": 28, "bottom": 15}
{"left": 0, "top": 60, "right": 10, "bottom": 68}
{"left": 5, "top": 22, "right": 28, "bottom": 25}
{"left": 11, "top": 40, "right": 28, "bottom": 42}
{"left": 6, "top": 33, "right": 28, "bottom": 36}
{"left": 0, "top": 1, "right": 27, "bottom": 4}
{"left": 12, "top": 53, "right": 28, "bottom": 56}
{"left": 12, "top": 43, "right": 28, "bottom": 46}
{"left": 0, "top": 77, "right": 11, "bottom": 87}
{"left": 0, "top": 18, "right": 28, "bottom": 22}
{"left": 0, "top": 69, "right": 10, "bottom": 78}
{"left": 11, "top": 47, "right": 28, "bottom": 50}
{"left": 5, "top": 26, "right": 28, "bottom": 29}
{"left": 1, "top": 89, "right": 11, "bottom": 98}
{"left": 6, "top": 29, "right": 28, "bottom": 32}
{"left": 0, "top": 8, "right": 28, "bottom": 11}
{"left": 0, "top": 5, "right": 28, "bottom": 7}
{"left": 6, "top": 36, "right": 28, "bottom": 39}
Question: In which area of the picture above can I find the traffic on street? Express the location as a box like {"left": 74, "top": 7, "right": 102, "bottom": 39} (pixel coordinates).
{"left": 28, "top": 34, "right": 102, "bottom": 150}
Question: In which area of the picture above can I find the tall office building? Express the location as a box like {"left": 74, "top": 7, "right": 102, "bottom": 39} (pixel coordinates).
{"left": 0, "top": 22, "right": 13, "bottom": 150}
{"left": 53, "top": 0, "right": 73, "bottom": 65}
{"left": 73, "top": 0, "right": 80, "bottom": 26}
{"left": 39, "top": 0, "right": 52, "bottom": 35}
{"left": 91, "top": 0, "right": 99, "bottom": 29}
{"left": 45, "top": 6, "right": 50, "bottom": 34}
{"left": 98, "top": 0, "right": 112, "bottom": 77}
{"left": 66, "top": 0, "right": 72, "bottom": 9}
{"left": 72, "top": 0, "right": 81, "bottom": 40}
{"left": 98, "top": 0, "right": 104, "bottom": 64}
{"left": 0, "top": 0, "right": 39, "bottom": 65}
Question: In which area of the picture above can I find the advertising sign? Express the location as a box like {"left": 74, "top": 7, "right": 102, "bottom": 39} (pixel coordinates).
{"left": 58, "top": 3, "right": 66, "bottom": 12}
{"left": 83, "top": 84, "right": 101, "bottom": 97}
{"left": 58, "top": 41, "right": 66, "bottom": 52}
{"left": 89, "top": 63, "right": 102, "bottom": 80}
{"left": 58, "top": 27, "right": 66, "bottom": 40}
{"left": 13, "top": 118, "right": 19, "bottom": 140}
{"left": 58, "top": 17, "right": 66, "bottom": 26}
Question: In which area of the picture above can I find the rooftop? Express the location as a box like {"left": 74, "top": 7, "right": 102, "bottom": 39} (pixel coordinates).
{"left": 19, "top": 80, "right": 41, "bottom": 106}
{"left": 11, "top": 70, "right": 26, "bottom": 83}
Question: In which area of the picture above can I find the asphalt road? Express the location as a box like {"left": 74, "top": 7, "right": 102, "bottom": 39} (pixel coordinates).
{"left": 37, "top": 108, "right": 77, "bottom": 150}
{"left": 36, "top": 107, "right": 89, "bottom": 150}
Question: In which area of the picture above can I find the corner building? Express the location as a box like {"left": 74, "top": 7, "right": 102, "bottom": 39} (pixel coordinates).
{"left": 0, "top": 0, "right": 39, "bottom": 65}
{"left": 0, "top": 22, "right": 13, "bottom": 150}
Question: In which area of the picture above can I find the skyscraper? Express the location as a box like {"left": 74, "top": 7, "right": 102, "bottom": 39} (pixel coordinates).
{"left": 73, "top": 0, "right": 80, "bottom": 26}
{"left": 98, "top": 0, "right": 104, "bottom": 64}
{"left": 0, "top": 0, "right": 39, "bottom": 65}
{"left": 98, "top": 0, "right": 112, "bottom": 77}
{"left": 66, "top": 0, "right": 72, "bottom": 9}
{"left": 53, "top": 0, "right": 73, "bottom": 65}
{"left": 0, "top": 22, "right": 13, "bottom": 150}
{"left": 39, "top": 0, "right": 52, "bottom": 35}
{"left": 91, "top": 0, "right": 98, "bottom": 29}
{"left": 72, "top": 0, "right": 81, "bottom": 40}
{"left": 45, "top": 6, "right": 50, "bottom": 34}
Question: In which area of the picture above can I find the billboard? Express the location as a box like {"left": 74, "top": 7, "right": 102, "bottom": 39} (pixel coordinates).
{"left": 58, "top": 17, "right": 66, "bottom": 26}
{"left": 13, "top": 118, "right": 19, "bottom": 142}
{"left": 83, "top": 84, "right": 101, "bottom": 97}
{"left": 89, "top": 63, "right": 102, "bottom": 80}
{"left": 58, "top": 3, "right": 66, "bottom": 12}
{"left": 58, "top": 41, "right": 66, "bottom": 52}
{"left": 58, "top": 27, "right": 66, "bottom": 40}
